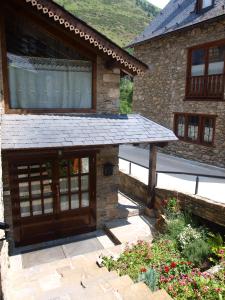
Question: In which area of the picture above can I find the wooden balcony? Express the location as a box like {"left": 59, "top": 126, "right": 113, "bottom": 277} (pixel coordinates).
{"left": 186, "top": 74, "right": 225, "bottom": 100}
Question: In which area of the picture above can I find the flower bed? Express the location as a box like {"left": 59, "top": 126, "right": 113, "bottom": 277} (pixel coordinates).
{"left": 102, "top": 198, "right": 225, "bottom": 300}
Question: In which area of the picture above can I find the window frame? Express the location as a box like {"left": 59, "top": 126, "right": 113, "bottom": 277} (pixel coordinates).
{"left": 174, "top": 113, "right": 216, "bottom": 147}
{"left": 0, "top": 6, "right": 97, "bottom": 114}
{"left": 196, "top": 0, "right": 214, "bottom": 12}
{"left": 185, "top": 39, "right": 225, "bottom": 101}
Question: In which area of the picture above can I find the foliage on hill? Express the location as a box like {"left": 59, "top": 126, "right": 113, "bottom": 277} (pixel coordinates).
{"left": 54, "top": 0, "right": 160, "bottom": 47}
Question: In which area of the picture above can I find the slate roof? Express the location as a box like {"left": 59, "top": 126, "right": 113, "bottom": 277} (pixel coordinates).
{"left": 1, "top": 114, "right": 177, "bottom": 150}
{"left": 130, "top": 0, "right": 225, "bottom": 46}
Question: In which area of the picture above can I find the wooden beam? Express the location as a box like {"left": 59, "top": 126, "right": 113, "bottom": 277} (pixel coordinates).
{"left": 147, "top": 144, "right": 157, "bottom": 207}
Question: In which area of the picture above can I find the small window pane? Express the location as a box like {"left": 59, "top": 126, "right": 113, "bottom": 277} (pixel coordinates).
{"left": 71, "top": 176, "right": 79, "bottom": 192}
{"left": 81, "top": 158, "right": 89, "bottom": 173}
{"left": 208, "top": 46, "right": 225, "bottom": 75}
{"left": 81, "top": 193, "right": 89, "bottom": 208}
{"left": 43, "top": 180, "right": 52, "bottom": 194}
{"left": 81, "top": 175, "right": 89, "bottom": 191}
{"left": 32, "top": 200, "right": 42, "bottom": 216}
{"left": 31, "top": 181, "right": 41, "bottom": 196}
{"left": 71, "top": 194, "right": 79, "bottom": 209}
{"left": 191, "top": 49, "right": 205, "bottom": 76}
{"left": 177, "top": 115, "right": 185, "bottom": 137}
{"left": 203, "top": 118, "right": 214, "bottom": 143}
{"left": 60, "top": 178, "right": 68, "bottom": 193}
{"left": 188, "top": 116, "right": 199, "bottom": 141}
{"left": 60, "top": 195, "right": 69, "bottom": 211}
{"left": 44, "top": 198, "right": 53, "bottom": 214}
{"left": 202, "top": 0, "right": 213, "bottom": 8}
{"left": 20, "top": 201, "right": 30, "bottom": 217}
{"left": 19, "top": 182, "right": 29, "bottom": 198}
{"left": 71, "top": 159, "right": 79, "bottom": 175}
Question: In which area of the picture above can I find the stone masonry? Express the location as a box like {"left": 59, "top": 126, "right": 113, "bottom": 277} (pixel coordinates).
{"left": 133, "top": 19, "right": 225, "bottom": 167}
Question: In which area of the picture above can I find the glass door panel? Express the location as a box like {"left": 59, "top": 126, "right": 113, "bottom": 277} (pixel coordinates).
{"left": 59, "top": 157, "right": 90, "bottom": 212}
{"left": 17, "top": 162, "right": 54, "bottom": 218}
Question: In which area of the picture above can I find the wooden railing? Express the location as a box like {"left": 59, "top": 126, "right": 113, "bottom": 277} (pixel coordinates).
{"left": 187, "top": 74, "right": 225, "bottom": 99}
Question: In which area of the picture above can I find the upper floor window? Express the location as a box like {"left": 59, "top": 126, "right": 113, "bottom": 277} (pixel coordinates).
{"left": 197, "top": 0, "right": 214, "bottom": 12}
{"left": 174, "top": 113, "right": 216, "bottom": 146}
{"left": 186, "top": 40, "right": 225, "bottom": 100}
{"left": 4, "top": 12, "right": 96, "bottom": 111}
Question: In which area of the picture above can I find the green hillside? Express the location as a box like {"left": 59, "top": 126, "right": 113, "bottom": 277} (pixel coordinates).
{"left": 54, "top": 0, "right": 160, "bottom": 47}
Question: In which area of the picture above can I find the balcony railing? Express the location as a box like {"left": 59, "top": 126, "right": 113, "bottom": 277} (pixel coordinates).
{"left": 186, "top": 74, "right": 225, "bottom": 100}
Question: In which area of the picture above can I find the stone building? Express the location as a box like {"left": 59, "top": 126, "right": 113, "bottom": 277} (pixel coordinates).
{"left": 131, "top": 0, "right": 225, "bottom": 167}
{"left": 0, "top": 0, "right": 176, "bottom": 249}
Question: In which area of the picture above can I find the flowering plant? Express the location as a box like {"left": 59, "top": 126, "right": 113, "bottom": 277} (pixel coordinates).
{"left": 178, "top": 224, "right": 202, "bottom": 250}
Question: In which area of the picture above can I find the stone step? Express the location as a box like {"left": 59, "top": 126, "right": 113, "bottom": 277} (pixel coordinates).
{"left": 108, "top": 274, "right": 134, "bottom": 294}
{"left": 121, "top": 282, "right": 153, "bottom": 300}
{"left": 151, "top": 289, "right": 173, "bottom": 300}
{"left": 81, "top": 270, "right": 118, "bottom": 289}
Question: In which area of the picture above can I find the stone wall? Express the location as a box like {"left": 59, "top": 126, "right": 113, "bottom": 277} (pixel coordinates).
{"left": 133, "top": 19, "right": 225, "bottom": 167}
{"left": 96, "top": 57, "right": 120, "bottom": 114}
{"left": 96, "top": 146, "right": 119, "bottom": 226}
{"left": 119, "top": 171, "right": 225, "bottom": 227}
{"left": 119, "top": 171, "right": 148, "bottom": 204}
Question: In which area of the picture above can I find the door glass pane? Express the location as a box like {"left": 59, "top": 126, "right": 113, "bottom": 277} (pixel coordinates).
{"left": 203, "top": 118, "right": 214, "bottom": 143}
{"left": 32, "top": 200, "right": 42, "bottom": 216}
{"left": 20, "top": 201, "right": 30, "bottom": 217}
{"left": 81, "top": 158, "right": 89, "bottom": 173}
{"left": 81, "top": 193, "right": 89, "bottom": 208}
{"left": 71, "top": 194, "right": 79, "bottom": 209}
{"left": 31, "top": 181, "right": 41, "bottom": 196}
{"left": 19, "top": 182, "right": 29, "bottom": 198}
{"left": 71, "top": 159, "right": 79, "bottom": 175}
{"left": 81, "top": 175, "right": 89, "bottom": 191}
{"left": 60, "top": 195, "right": 69, "bottom": 211}
{"left": 60, "top": 178, "right": 68, "bottom": 193}
{"left": 43, "top": 180, "right": 52, "bottom": 195}
{"left": 44, "top": 198, "right": 53, "bottom": 214}
{"left": 71, "top": 176, "right": 79, "bottom": 192}
{"left": 188, "top": 116, "right": 199, "bottom": 141}
{"left": 208, "top": 45, "right": 225, "bottom": 75}
{"left": 191, "top": 49, "right": 205, "bottom": 76}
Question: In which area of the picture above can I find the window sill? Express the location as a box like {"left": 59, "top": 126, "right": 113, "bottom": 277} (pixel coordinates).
{"left": 177, "top": 137, "right": 215, "bottom": 148}
{"left": 184, "top": 97, "right": 224, "bottom": 102}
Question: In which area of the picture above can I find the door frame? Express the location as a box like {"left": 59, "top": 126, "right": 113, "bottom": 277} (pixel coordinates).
{"left": 5, "top": 148, "right": 98, "bottom": 246}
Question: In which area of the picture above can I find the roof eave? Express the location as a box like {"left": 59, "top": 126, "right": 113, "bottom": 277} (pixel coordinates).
{"left": 128, "top": 12, "right": 225, "bottom": 48}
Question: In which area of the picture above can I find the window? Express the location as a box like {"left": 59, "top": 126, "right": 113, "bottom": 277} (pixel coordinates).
{"left": 174, "top": 113, "right": 216, "bottom": 146}
{"left": 197, "top": 0, "right": 214, "bottom": 12}
{"left": 4, "top": 11, "right": 95, "bottom": 111}
{"left": 186, "top": 41, "right": 225, "bottom": 100}
{"left": 202, "top": 0, "right": 213, "bottom": 9}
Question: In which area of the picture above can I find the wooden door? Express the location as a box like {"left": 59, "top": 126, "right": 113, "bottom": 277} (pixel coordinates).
{"left": 9, "top": 152, "right": 96, "bottom": 246}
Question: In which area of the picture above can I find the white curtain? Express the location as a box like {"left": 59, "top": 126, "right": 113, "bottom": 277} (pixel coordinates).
{"left": 8, "top": 53, "right": 92, "bottom": 109}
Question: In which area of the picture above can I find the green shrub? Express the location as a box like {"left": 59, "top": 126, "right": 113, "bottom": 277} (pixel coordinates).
{"left": 182, "top": 238, "right": 211, "bottom": 265}
{"left": 165, "top": 214, "right": 187, "bottom": 242}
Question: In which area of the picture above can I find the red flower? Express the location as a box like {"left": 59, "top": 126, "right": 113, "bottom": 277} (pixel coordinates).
{"left": 170, "top": 262, "right": 177, "bottom": 268}
{"left": 164, "top": 266, "right": 170, "bottom": 273}
{"left": 187, "top": 261, "right": 192, "bottom": 265}
{"left": 140, "top": 267, "right": 147, "bottom": 273}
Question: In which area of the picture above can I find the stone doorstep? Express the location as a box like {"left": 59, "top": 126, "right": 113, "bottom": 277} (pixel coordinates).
{"left": 121, "top": 282, "right": 153, "bottom": 300}
{"left": 151, "top": 289, "right": 174, "bottom": 300}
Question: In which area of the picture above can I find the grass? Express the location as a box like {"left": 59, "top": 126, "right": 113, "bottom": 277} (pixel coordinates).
{"left": 54, "top": 0, "right": 160, "bottom": 47}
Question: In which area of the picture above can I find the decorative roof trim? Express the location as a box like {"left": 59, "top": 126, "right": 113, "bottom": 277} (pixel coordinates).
{"left": 23, "top": 0, "right": 148, "bottom": 76}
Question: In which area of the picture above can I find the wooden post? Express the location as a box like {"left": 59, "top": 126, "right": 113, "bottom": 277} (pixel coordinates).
{"left": 147, "top": 144, "right": 157, "bottom": 207}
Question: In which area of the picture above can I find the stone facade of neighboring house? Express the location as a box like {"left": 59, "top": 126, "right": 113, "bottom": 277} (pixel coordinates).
{"left": 0, "top": 0, "right": 176, "bottom": 250}
{"left": 131, "top": 0, "right": 225, "bottom": 167}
